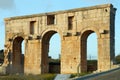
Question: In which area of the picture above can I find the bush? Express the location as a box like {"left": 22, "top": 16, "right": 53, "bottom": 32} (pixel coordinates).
{"left": 115, "top": 54, "right": 120, "bottom": 64}
{"left": 70, "top": 72, "right": 91, "bottom": 78}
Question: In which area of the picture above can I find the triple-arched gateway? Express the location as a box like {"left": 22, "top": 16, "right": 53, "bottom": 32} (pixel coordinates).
{"left": 3, "top": 4, "right": 116, "bottom": 74}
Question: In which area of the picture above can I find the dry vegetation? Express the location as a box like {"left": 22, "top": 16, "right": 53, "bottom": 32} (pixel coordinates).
{"left": 0, "top": 74, "right": 56, "bottom": 80}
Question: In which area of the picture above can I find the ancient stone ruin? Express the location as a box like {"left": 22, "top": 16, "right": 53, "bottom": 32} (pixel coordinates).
{"left": 2, "top": 4, "right": 116, "bottom": 74}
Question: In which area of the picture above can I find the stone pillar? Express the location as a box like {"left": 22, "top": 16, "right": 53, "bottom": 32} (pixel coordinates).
{"left": 80, "top": 39, "right": 87, "bottom": 73}
{"left": 98, "top": 38, "right": 111, "bottom": 71}
{"left": 24, "top": 39, "right": 41, "bottom": 75}
{"left": 3, "top": 41, "right": 13, "bottom": 74}
{"left": 41, "top": 42, "right": 49, "bottom": 74}
{"left": 61, "top": 36, "right": 80, "bottom": 74}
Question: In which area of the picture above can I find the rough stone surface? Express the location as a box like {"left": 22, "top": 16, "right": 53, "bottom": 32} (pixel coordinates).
{"left": 3, "top": 4, "right": 116, "bottom": 74}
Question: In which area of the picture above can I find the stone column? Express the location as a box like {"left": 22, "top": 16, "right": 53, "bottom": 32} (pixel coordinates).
{"left": 41, "top": 42, "right": 49, "bottom": 74}
{"left": 3, "top": 41, "right": 13, "bottom": 74}
{"left": 61, "top": 36, "right": 80, "bottom": 74}
{"left": 24, "top": 39, "right": 41, "bottom": 75}
{"left": 98, "top": 38, "right": 111, "bottom": 71}
{"left": 80, "top": 39, "right": 87, "bottom": 73}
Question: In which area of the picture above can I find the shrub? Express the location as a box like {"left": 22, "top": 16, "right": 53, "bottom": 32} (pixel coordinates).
{"left": 70, "top": 72, "right": 91, "bottom": 78}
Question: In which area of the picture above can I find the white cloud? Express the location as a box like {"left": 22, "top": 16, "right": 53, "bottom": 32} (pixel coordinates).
{"left": 0, "top": 0, "right": 15, "bottom": 10}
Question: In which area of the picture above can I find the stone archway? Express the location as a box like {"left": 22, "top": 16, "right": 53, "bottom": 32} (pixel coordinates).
{"left": 12, "top": 36, "right": 24, "bottom": 73}
{"left": 3, "top": 4, "right": 116, "bottom": 74}
{"left": 41, "top": 30, "right": 61, "bottom": 73}
{"left": 80, "top": 30, "right": 97, "bottom": 72}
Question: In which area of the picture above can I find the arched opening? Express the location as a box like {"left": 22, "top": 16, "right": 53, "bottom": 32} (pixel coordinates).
{"left": 81, "top": 30, "right": 98, "bottom": 73}
{"left": 87, "top": 33, "right": 98, "bottom": 72}
{"left": 49, "top": 33, "right": 61, "bottom": 59}
{"left": 42, "top": 31, "right": 61, "bottom": 73}
{"left": 22, "top": 41, "right": 25, "bottom": 55}
{"left": 21, "top": 40, "right": 25, "bottom": 69}
{"left": 12, "top": 36, "right": 24, "bottom": 73}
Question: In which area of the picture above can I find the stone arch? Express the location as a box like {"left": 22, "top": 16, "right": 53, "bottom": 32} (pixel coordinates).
{"left": 80, "top": 27, "right": 100, "bottom": 39}
{"left": 41, "top": 27, "right": 63, "bottom": 40}
{"left": 12, "top": 36, "right": 25, "bottom": 73}
{"left": 80, "top": 28, "right": 98, "bottom": 72}
{"left": 4, "top": 4, "right": 116, "bottom": 74}
{"left": 41, "top": 29, "right": 61, "bottom": 73}
{"left": 12, "top": 33, "right": 25, "bottom": 41}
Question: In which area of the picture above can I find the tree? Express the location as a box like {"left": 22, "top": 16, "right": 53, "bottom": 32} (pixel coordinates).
{"left": 115, "top": 54, "right": 120, "bottom": 64}
{"left": 0, "top": 49, "right": 3, "bottom": 53}
{"left": 0, "top": 49, "right": 4, "bottom": 64}
{"left": 0, "top": 49, "right": 4, "bottom": 59}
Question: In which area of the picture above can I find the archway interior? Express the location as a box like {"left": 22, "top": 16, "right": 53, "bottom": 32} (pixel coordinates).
{"left": 87, "top": 33, "right": 98, "bottom": 72}
{"left": 42, "top": 31, "right": 61, "bottom": 73}
{"left": 49, "top": 33, "right": 61, "bottom": 59}
{"left": 22, "top": 41, "right": 25, "bottom": 55}
{"left": 81, "top": 30, "right": 98, "bottom": 72}
{"left": 13, "top": 36, "right": 24, "bottom": 73}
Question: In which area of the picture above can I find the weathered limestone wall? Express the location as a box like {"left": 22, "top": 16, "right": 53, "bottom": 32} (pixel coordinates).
{"left": 3, "top": 4, "right": 116, "bottom": 74}
{"left": 61, "top": 36, "right": 80, "bottom": 73}
{"left": 24, "top": 40, "right": 41, "bottom": 74}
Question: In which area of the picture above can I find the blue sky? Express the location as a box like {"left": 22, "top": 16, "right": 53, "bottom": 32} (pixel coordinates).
{"left": 0, "top": 0, "right": 120, "bottom": 59}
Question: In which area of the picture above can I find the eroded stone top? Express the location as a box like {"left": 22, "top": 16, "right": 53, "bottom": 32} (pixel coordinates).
{"left": 4, "top": 4, "right": 114, "bottom": 20}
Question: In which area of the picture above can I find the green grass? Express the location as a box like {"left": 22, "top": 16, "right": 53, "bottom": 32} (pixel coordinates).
{"left": 0, "top": 74, "right": 56, "bottom": 80}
